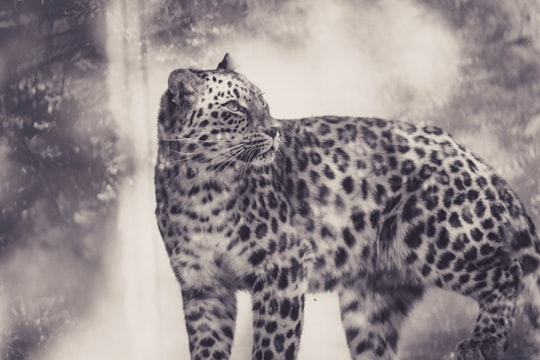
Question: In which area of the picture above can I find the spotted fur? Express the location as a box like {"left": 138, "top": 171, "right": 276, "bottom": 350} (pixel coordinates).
{"left": 155, "top": 54, "right": 540, "bottom": 360}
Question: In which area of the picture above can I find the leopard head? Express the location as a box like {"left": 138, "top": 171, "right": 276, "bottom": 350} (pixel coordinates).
{"left": 158, "top": 54, "right": 281, "bottom": 177}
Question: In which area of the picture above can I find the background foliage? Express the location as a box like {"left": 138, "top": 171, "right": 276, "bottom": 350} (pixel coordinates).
{"left": 0, "top": 1, "right": 125, "bottom": 359}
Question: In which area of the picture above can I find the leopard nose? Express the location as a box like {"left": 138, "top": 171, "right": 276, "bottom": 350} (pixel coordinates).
{"left": 264, "top": 126, "right": 280, "bottom": 139}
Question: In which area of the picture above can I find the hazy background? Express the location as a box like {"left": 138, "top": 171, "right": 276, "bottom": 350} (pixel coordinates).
{"left": 0, "top": 0, "right": 539, "bottom": 359}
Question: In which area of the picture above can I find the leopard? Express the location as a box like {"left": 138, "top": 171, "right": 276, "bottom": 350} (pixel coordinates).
{"left": 154, "top": 53, "right": 540, "bottom": 360}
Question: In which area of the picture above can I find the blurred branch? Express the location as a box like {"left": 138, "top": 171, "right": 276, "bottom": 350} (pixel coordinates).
{"left": 0, "top": 0, "right": 106, "bottom": 88}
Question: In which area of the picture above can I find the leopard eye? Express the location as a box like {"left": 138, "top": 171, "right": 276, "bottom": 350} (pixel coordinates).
{"left": 225, "top": 100, "right": 241, "bottom": 112}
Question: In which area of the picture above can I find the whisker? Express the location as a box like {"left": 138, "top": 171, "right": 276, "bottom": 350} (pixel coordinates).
{"left": 241, "top": 147, "right": 258, "bottom": 179}
{"left": 164, "top": 139, "right": 260, "bottom": 182}
{"left": 211, "top": 148, "right": 243, "bottom": 173}
{"left": 210, "top": 147, "right": 246, "bottom": 182}
{"left": 159, "top": 136, "right": 202, "bottom": 142}
{"left": 172, "top": 150, "right": 200, "bottom": 156}
{"left": 159, "top": 135, "right": 237, "bottom": 145}
{"left": 170, "top": 143, "right": 244, "bottom": 161}
{"left": 169, "top": 153, "right": 203, "bottom": 164}
{"left": 206, "top": 145, "right": 245, "bottom": 166}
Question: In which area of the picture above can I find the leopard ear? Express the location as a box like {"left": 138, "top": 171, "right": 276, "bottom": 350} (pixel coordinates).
{"left": 167, "top": 69, "right": 203, "bottom": 106}
{"left": 216, "top": 53, "right": 233, "bottom": 70}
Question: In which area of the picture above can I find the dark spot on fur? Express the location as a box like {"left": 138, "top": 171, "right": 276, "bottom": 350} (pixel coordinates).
{"left": 481, "top": 218, "right": 494, "bottom": 230}
{"left": 453, "top": 193, "right": 465, "bottom": 205}
{"left": 437, "top": 252, "right": 456, "bottom": 270}
{"left": 345, "top": 329, "right": 359, "bottom": 343}
{"left": 401, "top": 159, "right": 415, "bottom": 175}
{"left": 383, "top": 195, "right": 402, "bottom": 214}
{"left": 480, "top": 243, "right": 494, "bottom": 256}
{"left": 374, "top": 184, "right": 387, "bottom": 204}
{"left": 521, "top": 254, "right": 540, "bottom": 274}
{"left": 380, "top": 215, "right": 398, "bottom": 250}
{"left": 512, "top": 230, "right": 532, "bottom": 250}
{"left": 461, "top": 207, "right": 474, "bottom": 224}
{"left": 361, "top": 179, "right": 369, "bottom": 199}
{"left": 443, "top": 188, "right": 454, "bottom": 207}
{"left": 239, "top": 225, "right": 250, "bottom": 241}
{"left": 490, "top": 204, "right": 505, "bottom": 221}
{"left": 452, "top": 235, "right": 467, "bottom": 251}
{"left": 406, "top": 177, "right": 422, "bottom": 192}
{"left": 296, "top": 179, "right": 309, "bottom": 200}
{"left": 318, "top": 123, "right": 331, "bottom": 135}
{"left": 323, "top": 164, "right": 335, "bottom": 179}
{"left": 370, "top": 210, "right": 380, "bottom": 228}
{"left": 278, "top": 268, "right": 289, "bottom": 289}
{"left": 389, "top": 175, "right": 402, "bottom": 192}
{"left": 403, "top": 196, "right": 422, "bottom": 222}
{"left": 467, "top": 190, "right": 479, "bottom": 202}
{"left": 471, "top": 228, "right": 483, "bottom": 242}
{"left": 370, "top": 307, "right": 391, "bottom": 324}
{"left": 449, "top": 212, "right": 461, "bottom": 228}
{"left": 274, "top": 334, "right": 285, "bottom": 352}
{"left": 342, "top": 176, "right": 354, "bottom": 194}
{"left": 406, "top": 252, "right": 418, "bottom": 264}
{"left": 485, "top": 189, "right": 496, "bottom": 201}
{"left": 335, "top": 247, "right": 348, "bottom": 267}
{"left": 280, "top": 299, "right": 291, "bottom": 318}
{"left": 437, "top": 209, "right": 447, "bottom": 222}
{"left": 419, "top": 164, "right": 435, "bottom": 179}
{"left": 321, "top": 226, "right": 333, "bottom": 238}
{"left": 343, "top": 227, "right": 357, "bottom": 247}
{"left": 404, "top": 221, "right": 425, "bottom": 249}
{"left": 310, "top": 152, "right": 322, "bottom": 165}
{"left": 200, "top": 337, "right": 216, "bottom": 347}
{"left": 414, "top": 147, "right": 426, "bottom": 158}
{"left": 249, "top": 249, "right": 267, "bottom": 266}
{"left": 422, "top": 188, "right": 439, "bottom": 210}
{"left": 356, "top": 340, "right": 373, "bottom": 354}
{"left": 256, "top": 223, "right": 268, "bottom": 239}
{"left": 429, "top": 150, "right": 442, "bottom": 166}
{"left": 436, "top": 228, "right": 450, "bottom": 249}
{"left": 464, "top": 246, "right": 478, "bottom": 261}
{"left": 285, "top": 344, "right": 296, "bottom": 360}
{"left": 443, "top": 273, "right": 454, "bottom": 282}
{"left": 222, "top": 326, "right": 234, "bottom": 339}
{"left": 351, "top": 211, "right": 366, "bottom": 232}
{"left": 268, "top": 192, "right": 278, "bottom": 209}
{"left": 426, "top": 216, "right": 437, "bottom": 237}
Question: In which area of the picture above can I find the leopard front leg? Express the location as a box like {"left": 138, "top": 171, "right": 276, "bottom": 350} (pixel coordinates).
{"left": 246, "top": 266, "right": 307, "bottom": 360}
{"left": 171, "top": 259, "right": 237, "bottom": 360}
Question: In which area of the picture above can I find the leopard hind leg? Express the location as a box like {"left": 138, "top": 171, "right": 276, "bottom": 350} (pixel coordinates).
{"left": 455, "top": 259, "right": 523, "bottom": 360}
{"left": 512, "top": 221, "right": 540, "bottom": 356}
{"left": 522, "top": 272, "right": 540, "bottom": 330}
{"left": 515, "top": 266, "right": 540, "bottom": 356}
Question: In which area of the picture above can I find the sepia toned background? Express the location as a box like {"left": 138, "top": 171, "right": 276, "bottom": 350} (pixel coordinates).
{"left": 0, "top": 0, "right": 539, "bottom": 359}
